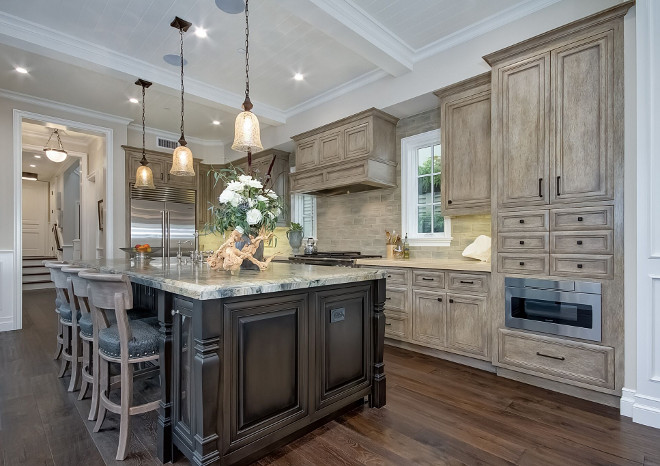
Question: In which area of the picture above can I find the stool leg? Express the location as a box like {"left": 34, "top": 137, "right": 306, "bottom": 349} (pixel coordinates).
{"left": 116, "top": 362, "right": 134, "bottom": 460}
{"left": 78, "top": 340, "right": 91, "bottom": 400}
{"left": 93, "top": 358, "right": 109, "bottom": 433}
{"left": 68, "top": 326, "right": 81, "bottom": 392}
{"left": 57, "top": 325, "right": 70, "bottom": 378}
{"left": 88, "top": 335, "right": 100, "bottom": 421}
{"left": 53, "top": 317, "right": 63, "bottom": 360}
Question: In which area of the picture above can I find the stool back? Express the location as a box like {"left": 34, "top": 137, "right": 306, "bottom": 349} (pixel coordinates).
{"left": 61, "top": 266, "right": 95, "bottom": 319}
{"left": 45, "top": 261, "right": 70, "bottom": 306}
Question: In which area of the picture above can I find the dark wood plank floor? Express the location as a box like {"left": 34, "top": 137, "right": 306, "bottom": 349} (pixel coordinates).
{"left": 2, "top": 290, "right": 660, "bottom": 466}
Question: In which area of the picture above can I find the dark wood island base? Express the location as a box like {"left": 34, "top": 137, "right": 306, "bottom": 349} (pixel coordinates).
{"left": 155, "top": 278, "right": 387, "bottom": 465}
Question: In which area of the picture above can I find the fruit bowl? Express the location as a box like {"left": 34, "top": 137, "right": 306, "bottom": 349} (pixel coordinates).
{"left": 120, "top": 247, "right": 163, "bottom": 262}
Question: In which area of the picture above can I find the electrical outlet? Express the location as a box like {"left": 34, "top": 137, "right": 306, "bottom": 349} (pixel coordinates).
{"left": 330, "top": 307, "right": 345, "bottom": 323}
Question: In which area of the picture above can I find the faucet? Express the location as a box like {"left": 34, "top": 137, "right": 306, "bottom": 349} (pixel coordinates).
{"left": 177, "top": 240, "right": 193, "bottom": 263}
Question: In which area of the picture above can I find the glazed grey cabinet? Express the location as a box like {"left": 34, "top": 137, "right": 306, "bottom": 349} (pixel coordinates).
{"left": 435, "top": 73, "right": 492, "bottom": 215}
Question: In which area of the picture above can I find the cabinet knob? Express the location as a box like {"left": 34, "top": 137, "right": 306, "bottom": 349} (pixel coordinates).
{"left": 519, "top": 240, "right": 525, "bottom": 245}
{"left": 577, "top": 264, "right": 583, "bottom": 269}
{"left": 519, "top": 261, "right": 525, "bottom": 266}
{"left": 385, "top": 322, "right": 392, "bottom": 326}
{"left": 448, "top": 200, "right": 453, "bottom": 205}
{"left": 449, "top": 299, "right": 454, "bottom": 303}
{"left": 387, "top": 275, "right": 392, "bottom": 278}
{"left": 577, "top": 216, "right": 583, "bottom": 222}
{"left": 437, "top": 297, "right": 442, "bottom": 302}
{"left": 519, "top": 219, "right": 525, "bottom": 224}
{"left": 577, "top": 240, "right": 583, "bottom": 245}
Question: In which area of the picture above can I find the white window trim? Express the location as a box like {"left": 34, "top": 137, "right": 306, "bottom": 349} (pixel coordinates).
{"left": 401, "top": 129, "right": 452, "bottom": 247}
{"left": 290, "top": 193, "right": 317, "bottom": 239}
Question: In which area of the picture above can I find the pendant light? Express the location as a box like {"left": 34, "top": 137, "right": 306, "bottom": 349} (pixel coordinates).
{"left": 231, "top": 0, "right": 263, "bottom": 156}
{"left": 43, "top": 129, "right": 68, "bottom": 162}
{"left": 134, "top": 78, "right": 155, "bottom": 189}
{"left": 169, "top": 16, "right": 195, "bottom": 177}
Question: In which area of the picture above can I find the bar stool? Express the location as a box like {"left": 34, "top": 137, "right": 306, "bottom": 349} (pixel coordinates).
{"left": 61, "top": 266, "right": 96, "bottom": 403}
{"left": 80, "top": 272, "right": 160, "bottom": 461}
{"left": 45, "top": 261, "right": 81, "bottom": 390}
{"left": 44, "top": 260, "right": 68, "bottom": 360}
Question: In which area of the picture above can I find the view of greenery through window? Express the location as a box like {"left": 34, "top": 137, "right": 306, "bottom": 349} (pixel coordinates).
{"left": 417, "top": 144, "right": 444, "bottom": 234}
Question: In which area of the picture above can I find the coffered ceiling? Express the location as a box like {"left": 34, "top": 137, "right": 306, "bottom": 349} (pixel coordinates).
{"left": 0, "top": 0, "right": 560, "bottom": 140}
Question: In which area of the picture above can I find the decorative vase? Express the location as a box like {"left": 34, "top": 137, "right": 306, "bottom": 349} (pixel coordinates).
{"left": 286, "top": 230, "right": 303, "bottom": 255}
{"left": 235, "top": 234, "right": 265, "bottom": 270}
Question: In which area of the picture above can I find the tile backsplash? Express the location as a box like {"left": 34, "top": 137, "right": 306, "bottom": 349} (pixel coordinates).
{"left": 315, "top": 107, "right": 491, "bottom": 259}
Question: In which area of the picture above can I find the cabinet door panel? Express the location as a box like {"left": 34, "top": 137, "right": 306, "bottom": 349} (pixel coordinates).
{"left": 384, "top": 311, "right": 410, "bottom": 341}
{"left": 552, "top": 32, "right": 613, "bottom": 203}
{"left": 499, "top": 54, "right": 550, "bottom": 207}
{"left": 412, "top": 290, "right": 446, "bottom": 348}
{"left": 319, "top": 130, "right": 343, "bottom": 164}
{"left": 443, "top": 90, "right": 491, "bottom": 214}
{"left": 128, "top": 153, "right": 165, "bottom": 184}
{"left": 447, "top": 294, "right": 488, "bottom": 358}
{"left": 344, "top": 121, "right": 371, "bottom": 159}
{"left": 296, "top": 138, "right": 318, "bottom": 170}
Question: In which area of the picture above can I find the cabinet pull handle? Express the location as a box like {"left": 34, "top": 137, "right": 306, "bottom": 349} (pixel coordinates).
{"left": 519, "top": 219, "right": 525, "bottom": 224}
{"left": 536, "top": 351, "right": 565, "bottom": 361}
{"left": 577, "top": 240, "right": 583, "bottom": 245}
{"left": 387, "top": 275, "right": 392, "bottom": 278}
{"left": 577, "top": 264, "right": 583, "bottom": 269}
{"left": 421, "top": 277, "right": 434, "bottom": 281}
{"left": 437, "top": 297, "right": 442, "bottom": 302}
{"left": 538, "top": 178, "right": 543, "bottom": 197}
{"left": 577, "top": 216, "right": 583, "bottom": 222}
{"left": 556, "top": 176, "right": 561, "bottom": 196}
{"left": 385, "top": 297, "right": 392, "bottom": 300}
{"left": 519, "top": 261, "right": 525, "bottom": 266}
{"left": 460, "top": 280, "right": 474, "bottom": 284}
{"left": 160, "top": 173, "right": 163, "bottom": 180}
{"left": 519, "top": 240, "right": 525, "bottom": 245}
{"left": 449, "top": 299, "right": 454, "bottom": 303}
{"left": 385, "top": 322, "right": 392, "bottom": 326}
{"left": 448, "top": 200, "right": 452, "bottom": 205}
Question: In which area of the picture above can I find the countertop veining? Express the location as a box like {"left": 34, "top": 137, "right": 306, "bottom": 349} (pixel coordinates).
{"left": 355, "top": 257, "right": 491, "bottom": 273}
{"left": 71, "top": 259, "right": 386, "bottom": 300}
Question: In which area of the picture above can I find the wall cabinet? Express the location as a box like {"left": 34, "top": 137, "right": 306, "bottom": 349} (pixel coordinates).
{"left": 291, "top": 108, "right": 398, "bottom": 196}
{"left": 435, "top": 73, "right": 492, "bottom": 215}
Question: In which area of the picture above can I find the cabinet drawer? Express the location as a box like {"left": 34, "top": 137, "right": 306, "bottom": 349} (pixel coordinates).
{"left": 550, "top": 231, "right": 613, "bottom": 254}
{"left": 498, "top": 232, "right": 549, "bottom": 253}
{"left": 382, "top": 268, "right": 408, "bottom": 286}
{"left": 550, "top": 254, "right": 613, "bottom": 279}
{"left": 384, "top": 312, "right": 410, "bottom": 340}
{"left": 498, "top": 210, "right": 549, "bottom": 232}
{"left": 498, "top": 254, "right": 549, "bottom": 275}
{"left": 412, "top": 270, "right": 445, "bottom": 289}
{"left": 550, "top": 206, "right": 614, "bottom": 231}
{"left": 498, "top": 329, "right": 614, "bottom": 389}
{"left": 384, "top": 287, "right": 408, "bottom": 314}
{"left": 447, "top": 273, "right": 489, "bottom": 294}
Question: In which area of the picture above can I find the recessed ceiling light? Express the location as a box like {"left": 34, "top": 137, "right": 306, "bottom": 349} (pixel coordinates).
{"left": 129, "top": 98, "right": 139, "bottom": 104}
{"left": 15, "top": 67, "right": 28, "bottom": 74}
{"left": 34, "top": 155, "right": 41, "bottom": 159}
{"left": 194, "top": 27, "right": 207, "bottom": 38}
{"left": 294, "top": 73, "right": 304, "bottom": 81}
{"left": 29, "top": 164, "right": 36, "bottom": 168}
{"left": 212, "top": 120, "right": 221, "bottom": 125}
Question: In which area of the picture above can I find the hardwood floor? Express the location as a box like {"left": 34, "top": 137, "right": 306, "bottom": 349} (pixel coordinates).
{"left": 2, "top": 290, "right": 660, "bottom": 465}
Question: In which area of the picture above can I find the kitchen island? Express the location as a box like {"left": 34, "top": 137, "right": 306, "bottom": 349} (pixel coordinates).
{"left": 73, "top": 259, "right": 387, "bottom": 465}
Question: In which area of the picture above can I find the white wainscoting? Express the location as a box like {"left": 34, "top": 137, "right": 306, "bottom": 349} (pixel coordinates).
{"left": 0, "top": 250, "right": 16, "bottom": 331}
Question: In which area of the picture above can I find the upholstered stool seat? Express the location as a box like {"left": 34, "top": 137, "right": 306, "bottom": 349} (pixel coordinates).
{"left": 59, "top": 306, "right": 81, "bottom": 324}
{"left": 99, "top": 320, "right": 159, "bottom": 360}
{"left": 78, "top": 313, "right": 94, "bottom": 338}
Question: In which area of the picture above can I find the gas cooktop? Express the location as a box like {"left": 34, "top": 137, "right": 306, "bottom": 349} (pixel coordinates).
{"left": 289, "top": 251, "right": 382, "bottom": 267}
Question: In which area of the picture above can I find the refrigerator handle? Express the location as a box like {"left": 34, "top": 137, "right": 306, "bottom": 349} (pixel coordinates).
{"left": 166, "top": 210, "right": 171, "bottom": 260}
{"left": 161, "top": 210, "right": 167, "bottom": 262}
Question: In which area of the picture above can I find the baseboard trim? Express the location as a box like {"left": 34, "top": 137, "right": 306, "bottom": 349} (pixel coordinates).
{"left": 620, "top": 387, "right": 635, "bottom": 417}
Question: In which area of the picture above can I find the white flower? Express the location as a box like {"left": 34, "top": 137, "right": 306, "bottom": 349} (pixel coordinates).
{"left": 267, "top": 212, "right": 274, "bottom": 219}
{"left": 266, "top": 190, "right": 278, "bottom": 199}
{"left": 229, "top": 193, "right": 242, "bottom": 207}
{"left": 257, "top": 195, "right": 268, "bottom": 202}
{"left": 238, "top": 174, "right": 252, "bottom": 184}
{"left": 247, "top": 179, "right": 263, "bottom": 189}
{"left": 219, "top": 188, "right": 235, "bottom": 204}
{"left": 226, "top": 180, "right": 244, "bottom": 192}
{"left": 248, "top": 198, "right": 256, "bottom": 208}
{"left": 246, "top": 208, "right": 263, "bottom": 225}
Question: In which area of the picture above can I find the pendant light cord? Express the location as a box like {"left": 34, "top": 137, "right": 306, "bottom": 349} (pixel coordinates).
{"left": 141, "top": 83, "right": 147, "bottom": 163}
{"left": 179, "top": 27, "right": 186, "bottom": 142}
{"left": 244, "top": 0, "right": 250, "bottom": 102}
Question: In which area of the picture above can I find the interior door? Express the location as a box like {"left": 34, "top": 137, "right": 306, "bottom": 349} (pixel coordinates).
{"left": 22, "top": 181, "right": 49, "bottom": 257}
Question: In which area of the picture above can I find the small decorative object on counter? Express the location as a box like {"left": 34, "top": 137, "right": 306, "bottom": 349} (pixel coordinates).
{"left": 205, "top": 161, "right": 283, "bottom": 272}
{"left": 385, "top": 230, "right": 401, "bottom": 259}
{"left": 393, "top": 235, "right": 404, "bottom": 259}
{"left": 286, "top": 223, "right": 304, "bottom": 254}
{"left": 462, "top": 235, "right": 492, "bottom": 262}
{"left": 403, "top": 233, "right": 410, "bottom": 259}
{"left": 304, "top": 237, "right": 317, "bottom": 255}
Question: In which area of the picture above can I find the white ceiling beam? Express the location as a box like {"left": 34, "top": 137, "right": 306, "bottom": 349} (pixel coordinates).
{"left": 0, "top": 12, "right": 286, "bottom": 125}
{"left": 279, "top": 0, "right": 414, "bottom": 77}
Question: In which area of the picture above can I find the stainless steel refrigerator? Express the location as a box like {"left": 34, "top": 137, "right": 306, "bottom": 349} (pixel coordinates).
{"left": 130, "top": 185, "right": 196, "bottom": 259}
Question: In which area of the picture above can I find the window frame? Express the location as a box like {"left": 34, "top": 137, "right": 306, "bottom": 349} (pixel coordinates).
{"left": 290, "top": 193, "right": 317, "bottom": 239}
{"left": 400, "top": 129, "right": 452, "bottom": 246}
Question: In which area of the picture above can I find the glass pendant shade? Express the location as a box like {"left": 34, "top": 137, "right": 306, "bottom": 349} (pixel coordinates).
{"left": 135, "top": 164, "right": 155, "bottom": 189}
{"left": 170, "top": 144, "right": 195, "bottom": 176}
{"left": 44, "top": 148, "right": 67, "bottom": 163}
{"left": 231, "top": 110, "right": 263, "bottom": 152}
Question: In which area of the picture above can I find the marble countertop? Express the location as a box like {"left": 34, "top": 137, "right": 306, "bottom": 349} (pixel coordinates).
{"left": 71, "top": 259, "right": 387, "bottom": 300}
{"left": 355, "top": 257, "right": 491, "bottom": 273}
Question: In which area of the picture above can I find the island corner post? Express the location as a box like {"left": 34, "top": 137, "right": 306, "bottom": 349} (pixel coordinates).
{"left": 153, "top": 276, "right": 387, "bottom": 466}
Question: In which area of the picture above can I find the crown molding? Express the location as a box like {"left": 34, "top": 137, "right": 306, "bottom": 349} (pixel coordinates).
{"left": 127, "top": 123, "right": 224, "bottom": 147}
{"left": 0, "top": 88, "right": 133, "bottom": 125}
{"left": 414, "top": 0, "right": 562, "bottom": 62}
{"left": 0, "top": 11, "right": 286, "bottom": 125}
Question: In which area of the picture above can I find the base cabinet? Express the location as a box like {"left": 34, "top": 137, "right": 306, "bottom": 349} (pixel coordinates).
{"left": 412, "top": 290, "right": 446, "bottom": 347}
{"left": 446, "top": 294, "right": 488, "bottom": 358}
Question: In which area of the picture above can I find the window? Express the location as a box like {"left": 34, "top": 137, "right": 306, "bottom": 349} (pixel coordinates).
{"left": 401, "top": 129, "right": 452, "bottom": 246}
{"left": 290, "top": 193, "right": 317, "bottom": 239}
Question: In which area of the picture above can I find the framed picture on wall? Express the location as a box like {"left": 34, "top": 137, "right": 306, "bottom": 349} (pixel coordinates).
{"left": 97, "top": 199, "right": 104, "bottom": 231}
